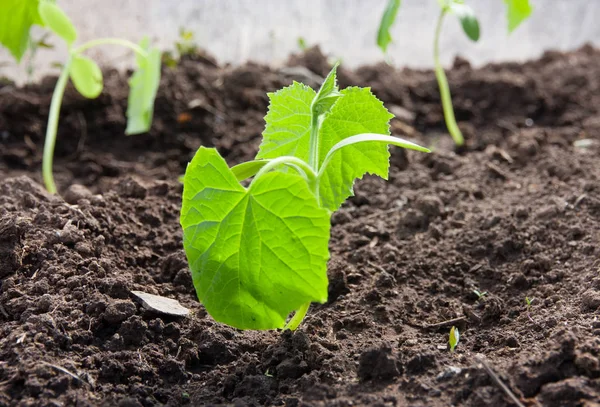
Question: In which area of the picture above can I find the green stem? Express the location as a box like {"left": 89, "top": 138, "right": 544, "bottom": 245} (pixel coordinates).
{"left": 73, "top": 38, "right": 147, "bottom": 57}
{"left": 307, "top": 112, "right": 320, "bottom": 171}
{"left": 283, "top": 302, "right": 311, "bottom": 331}
{"left": 250, "top": 156, "right": 316, "bottom": 188}
{"left": 433, "top": 9, "right": 464, "bottom": 146}
{"left": 42, "top": 55, "right": 74, "bottom": 194}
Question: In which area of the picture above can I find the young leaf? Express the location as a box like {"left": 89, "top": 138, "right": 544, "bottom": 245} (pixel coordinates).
{"left": 69, "top": 55, "right": 103, "bottom": 98}
{"left": 180, "top": 147, "right": 331, "bottom": 330}
{"left": 126, "top": 38, "right": 161, "bottom": 135}
{"left": 258, "top": 69, "right": 396, "bottom": 211}
{"left": 312, "top": 63, "right": 341, "bottom": 116}
{"left": 377, "top": 0, "right": 401, "bottom": 54}
{"left": 38, "top": 1, "right": 77, "bottom": 46}
{"left": 0, "top": 0, "right": 45, "bottom": 62}
{"left": 257, "top": 82, "right": 315, "bottom": 161}
{"left": 448, "top": 2, "right": 480, "bottom": 42}
{"left": 317, "top": 87, "right": 394, "bottom": 210}
{"left": 505, "top": 0, "right": 533, "bottom": 33}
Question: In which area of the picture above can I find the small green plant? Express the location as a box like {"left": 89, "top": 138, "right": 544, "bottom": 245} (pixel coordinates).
{"left": 163, "top": 28, "right": 198, "bottom": 68}
{"left": 297, "top": 37, "right": 308, "bottom": 51}
{"left": 525, "top": 296, "right": 536, "bottom": 324}
{"left": 449, "top": 326, "right": 460, "bottom": 352}
{"left": 376, "top": 0, "right": 533, "bottom": 145}
{"left": 473, "top": 289, "right": 488, "bottom": 301}
{"left": 0, "top": 0, "right": 161, "bottom": 194}
{"left": 525, "top": 296, "right": 534, "bottom": 308}
{"left": 180, "top": 64, "right": 430, "bottom": 330}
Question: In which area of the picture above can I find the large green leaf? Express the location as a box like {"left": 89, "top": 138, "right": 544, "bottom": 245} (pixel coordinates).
{"left": 69, "top": 55, "right": 103, "bottom": 98}
{"left": 504, "top": 0, "right": 533, "bottom": 33}
{"left": 125, "top": 38, "right": 161, "bottom": 135}
{"left": 376, "top": 0, "right": 401, "bottom": 54}
{"left": 181, "top": 147, "right": 330, "bottom": 330}
{"left": 38, "top": 1, "right": 77, "bottom": 46}
{"left": 0, "top": 0, "right": 44, "bottom": 62}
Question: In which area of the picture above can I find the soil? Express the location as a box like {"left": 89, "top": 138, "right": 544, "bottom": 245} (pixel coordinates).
{"left": 2, "top": 45, "right": 600, "bottom": 407}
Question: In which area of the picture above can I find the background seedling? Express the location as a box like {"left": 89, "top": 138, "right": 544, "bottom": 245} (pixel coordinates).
{"left": 163, "top": 27, "right": 198, "bottom": 68}
{"left": 376, "top": 0, "right": 479, "bottom": 146}
{"left": 449, "top": 326, "right": 460, "bottom": 352}
{"left": 180, "top": 64, "right": 430, "bottom": 331}
{"left": 0, "top": 0, "right": 161, "bottom": 194}
{"left": 525, "top": 296, "right": 536, "bottom": 324}
{"left": 525, "top": 296, "right": 534, "bottom": 308}
{"left": 473, "top": 289, "right": 488, "bottom": 301}
{"left": 376, "top": 0, "right": 533, "bottom": 146}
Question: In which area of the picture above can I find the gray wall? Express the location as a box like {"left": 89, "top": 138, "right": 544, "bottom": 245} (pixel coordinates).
{"left": 1, "top": 0, "right": 599, "bottom": 83}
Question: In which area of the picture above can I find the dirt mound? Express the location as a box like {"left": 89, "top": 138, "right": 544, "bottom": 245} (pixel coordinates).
{"left": 1, "top": 45, "right": 600, "bottom": 406}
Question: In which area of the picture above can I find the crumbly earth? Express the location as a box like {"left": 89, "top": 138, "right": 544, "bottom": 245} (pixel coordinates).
{"left": 1, "top": 45, "right": 600, "bottom": 407}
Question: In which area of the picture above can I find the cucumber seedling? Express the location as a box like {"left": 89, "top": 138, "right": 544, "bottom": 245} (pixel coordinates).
{"left": 0, "top": 0, "right": 161, "bottom": 194}
{"left": 376, "top": 0, "right": 533, "bottom": 145}
{"left": 180, "top": 64, "right": 430, "bottom": 330}
{"left": 377, "top": 0, "right": 480, "bottom": 146}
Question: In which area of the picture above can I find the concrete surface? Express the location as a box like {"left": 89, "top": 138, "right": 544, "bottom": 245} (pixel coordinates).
{"left": 1, "top": 0, "right": 599, "bottom": 83}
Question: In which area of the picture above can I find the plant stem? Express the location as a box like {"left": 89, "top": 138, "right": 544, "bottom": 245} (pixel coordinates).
{"left": 283, "top": 302, "right": 311, "bottom": 331}
{"left": 250, "top": 156, "right": 317, "bottom": 188}
{"left": 433, "top": 9, "right": 464, "bottom": 146}
{"left": 307, "top": 112, "right": 320, "bottom": 171}
{"left": 73, "top": 38, "right": 147, "bottom": 57}
{"left": 42, "top": 56, "right": 74, "bottom": 194}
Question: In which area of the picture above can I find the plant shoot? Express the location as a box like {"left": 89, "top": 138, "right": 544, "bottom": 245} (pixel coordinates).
{"left": 180, "top": 65, "right": 430, "bottom": 330}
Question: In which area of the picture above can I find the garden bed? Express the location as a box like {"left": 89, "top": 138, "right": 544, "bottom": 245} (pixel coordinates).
{"left": 1, "top": 45, "right": 600, "bottom": 406}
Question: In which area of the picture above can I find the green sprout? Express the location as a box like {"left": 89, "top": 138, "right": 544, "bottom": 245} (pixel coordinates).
{"left": 0, "top": 0, "right": 161, "bottom": 194}
{"left": 473, "top": 289, "right": 488, "bottom": 301}
{"left": 163, "top": 27, "right": 198, "bottom": 68}
{"left": 525, "top": 296, "right": 536, "bottom": 324}
{"left": 297, "top": 37, "right": 308, "bottom": 51}
{"left": 376, "top": 0, "right": 479, "bottom": 146}
{"left": 180, "top": 64, "right": 430, "bottom": 330}
{"left": 449, "top": 326, "right": 460, "bottom": 352}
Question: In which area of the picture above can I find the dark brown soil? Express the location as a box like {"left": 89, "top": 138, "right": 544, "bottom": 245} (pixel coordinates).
{"left": 2, "top": 45, "right": 600, "bottom": 407}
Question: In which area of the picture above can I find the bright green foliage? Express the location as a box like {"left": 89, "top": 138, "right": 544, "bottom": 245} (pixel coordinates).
{"left": 258, "top": 67, "right": 396, "bottom": 211}
{"left": 70, "top": 55, "right": 103, "bottom": 98}
{"left": 377, "top": 0, "right": 401, "bottom": 54}
{"left": 126, "top": 38, "right": 162, "bottom": 135}
{"left": 449, "top": 326, "right": 460, "bottom": 352}
{"left": 38, "top": 1, "right": 77, "bottom": 45}
{"left": 257, "top": 82, "right": 315, "bottom": 161}
{"left": 447, "top": 1, "right": 480, "bottom": 41}
{"left": 181, "top": 66, "right": 430, "bottom": 330}
{"left": 0, "top": 0, "right": 162, "bottom": 193}
{"left": 181, "top": 148, "right": 330, "bottom": 329}
{"left": 375, "top": 0, "right": 479, "bottom": 146}
{"left": 505, "top": 0, "right": 533, "bottom": 33}
{"left": 0, "top": 0, "right": 44, "bottom": 61}
{"left": 317, "top": 87, "right": 393, "bottom": 210}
